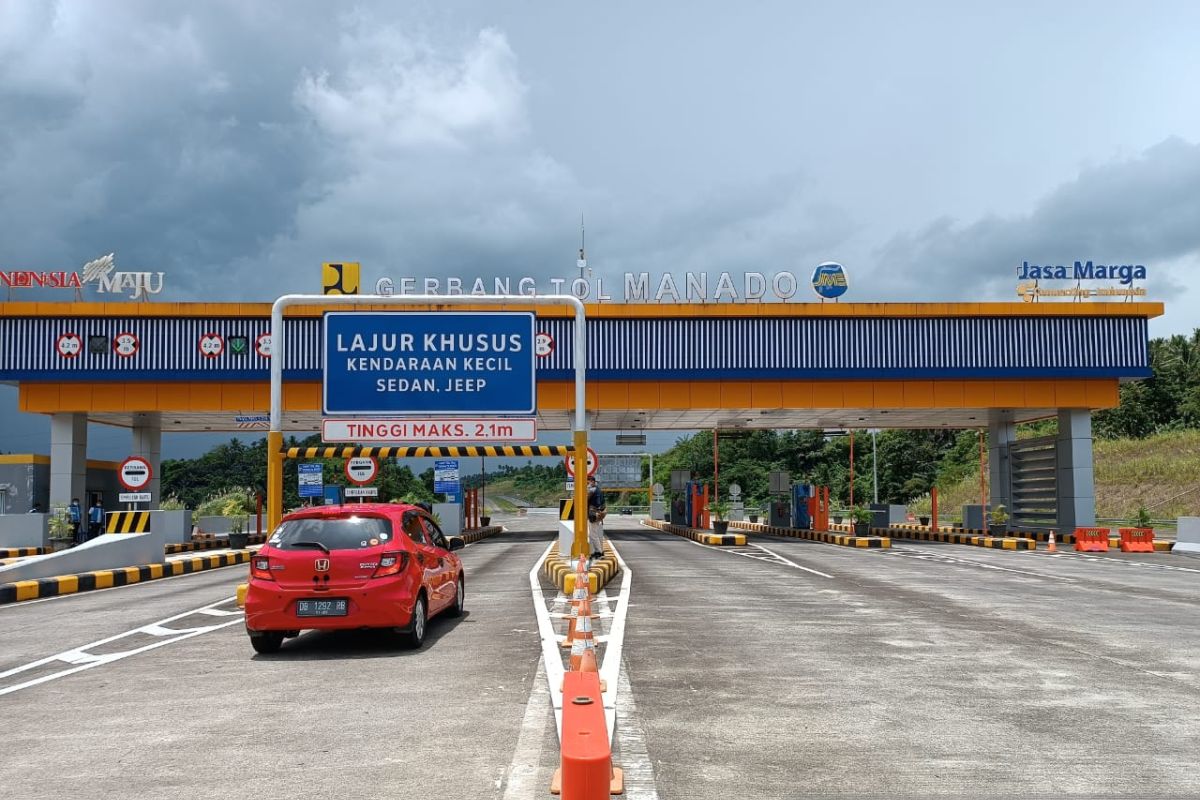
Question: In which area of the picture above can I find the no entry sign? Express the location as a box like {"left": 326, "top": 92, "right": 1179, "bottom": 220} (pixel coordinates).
{"left": 344, "top": 456, "right": 379, "bottom": 486}
{"left": 119, "top": 456, "right": 153, "bottom": 491}
{"left": 565, "top": 447, "right": 598, "bottom": 478}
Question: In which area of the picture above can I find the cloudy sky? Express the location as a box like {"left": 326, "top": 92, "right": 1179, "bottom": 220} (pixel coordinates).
{"left": 3, "top": 0, "right": 1200, "bottom": 460}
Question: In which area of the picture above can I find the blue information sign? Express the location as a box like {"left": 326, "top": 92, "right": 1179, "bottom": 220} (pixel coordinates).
{"left": 298, "top": 463, "right": 323, "bottom": 498}
{"left": 433, "top": 459, "right": 461, "bottom": 495}
{"left": 323, "top": 312, "right": 537, "bottom": 415}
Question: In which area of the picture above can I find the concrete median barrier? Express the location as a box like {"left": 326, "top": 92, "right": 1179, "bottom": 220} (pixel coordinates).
{"left": 876, "top": 525, "right": 1037, "bottom": 551}
{"left": 643, "top": 519, "right": 746, "bottom": 546}
{"left": 1173, "top": 517, "right": 1200, "bottom": 555}
{"left": 730, "top": 520, "right": 890, "bottom": 548}
{"left": 542, "top": 543, "right": 619, "bottom": 595}
{"left": 0, "top": 529, "right": 167, "bottom": 584}
{"left": 0, "top": 550, "right": 252, "bottom": 605}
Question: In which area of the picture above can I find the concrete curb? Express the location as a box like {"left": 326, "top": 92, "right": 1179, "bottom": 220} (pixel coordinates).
{"left": 542, "top": 542, "right": 619, "bottom": 595}
{"left": 730, "top": 520, "right": 890, "bottom": 548}
{"left": 643, "top": 519, "right": 747, "bottom": 546}
{"left": 0, "top": 547, "right": 47, "bottom": 558}
{"left": 874, "top": 526, "right": 1037, "bottom": 550}
{"left": 165, "top": 534, "right": 268, "bottom": 555}
{"left": 458, "top": 525, "right": 503, "bottom": 545}
{"left": 0, "top": 551, "right": 253, "bottom": 605}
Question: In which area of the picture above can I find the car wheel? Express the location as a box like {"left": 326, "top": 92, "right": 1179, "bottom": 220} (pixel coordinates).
{"left": 446, "top": 575, "right": 465, "bottom": 618}
{"left": 406, "top": 594, "right": 427, "bottom": 649}
{"left": 250, "top": 631, "right": 284, "bottom": 654}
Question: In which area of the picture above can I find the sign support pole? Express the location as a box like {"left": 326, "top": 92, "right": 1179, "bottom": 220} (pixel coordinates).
{"left": 268, "top": 294, "right": 587, "bottom": 537}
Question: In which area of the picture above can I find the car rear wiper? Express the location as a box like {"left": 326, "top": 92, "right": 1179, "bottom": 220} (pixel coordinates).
{"left": 289, "top": 540, "right": 330, "bottom": 554}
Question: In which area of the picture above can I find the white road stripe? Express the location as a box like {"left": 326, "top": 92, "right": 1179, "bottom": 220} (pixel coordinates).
{"left": 498, "top": 657, "right": 551, "bottom": 800}
{"left": 0, "top": 596, "right": 243, "bottom": 696}
{"left": 615, "top": 657, "right": 660, "bottom": 800}
{"left": 664, "top": 528, "right": 835, "bottom": 579}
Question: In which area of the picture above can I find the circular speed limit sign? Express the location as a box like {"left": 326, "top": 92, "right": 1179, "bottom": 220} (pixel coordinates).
{"left": 344, "top": 456, "right": 378, "bottom": 486}
{"left": 119, "top": 456, "right": 153, "bottom": 491}
{"left": 564, "top": 447, "right": 598, "bottom": 478}
{"left": 56, "top": 332, "right": 82, "bottom": 358}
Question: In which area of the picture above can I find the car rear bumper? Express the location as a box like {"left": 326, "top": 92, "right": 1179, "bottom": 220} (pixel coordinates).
{"left": 244, "top": 580, "right": 419, "bottom": 632}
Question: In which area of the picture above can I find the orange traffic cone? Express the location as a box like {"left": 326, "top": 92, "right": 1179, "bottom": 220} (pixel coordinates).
{"left": 568, "top": 600, "right": 597, "bottom": 671}
{"left": 1047, "top": 531, "right": 1057, "bottom": 553}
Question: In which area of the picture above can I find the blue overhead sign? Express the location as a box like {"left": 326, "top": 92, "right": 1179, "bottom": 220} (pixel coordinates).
{"left": 323, "top": 311, "right": 537, "bottom": 416}
{"left": 434, "top": 459, "right": 461, "bottom": 496}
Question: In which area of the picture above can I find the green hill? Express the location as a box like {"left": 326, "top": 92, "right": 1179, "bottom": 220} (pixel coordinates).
{"left": 913, "top": 429, "right": 1200, "bottom": 524}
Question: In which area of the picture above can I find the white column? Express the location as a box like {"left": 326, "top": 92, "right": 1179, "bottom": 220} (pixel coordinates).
{"left": 131, "top": 412, "right": 163, "bottom": 503}
{"left": 49, "top": 413, "right": 87, "bottom": 511}
{"left": 1056, "top": 409, "right": 1096, "bottom": 531}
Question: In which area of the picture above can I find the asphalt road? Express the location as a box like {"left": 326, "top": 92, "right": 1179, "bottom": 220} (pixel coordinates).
{"left": 3, "top": 514, "right": 1199, "bottom": 799}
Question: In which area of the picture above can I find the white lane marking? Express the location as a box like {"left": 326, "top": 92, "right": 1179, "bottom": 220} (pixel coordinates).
{"left": 884, "top": 545, "right": 1077, "bottom": 582}
{"left": 0, "top": 596, "right": 243, "bottom": 696}
{"left": 1031, "top": 550, "right": 1200, "bottom": 574}
{"left": 528, "top": 541, "right": 566, "bottom": 736}
{"left": 601, "top": 541, "right": 634, "bottom": 742}
{"left": 615, "top": 657, "right": 660, "bottom": 800}
{"left": 742, "top": 542, "right": 834, "bottom": 578}
{"left": 665, "top": 528, "right": 835, "bottom": 579}
{"left": 498, "top": 657, "right": 551, "bottom": 800}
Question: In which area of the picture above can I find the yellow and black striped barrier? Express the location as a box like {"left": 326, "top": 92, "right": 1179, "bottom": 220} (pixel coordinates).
{"left": 642, "top": 518, "right": 747, "bottom": 546}
{"left": 559, "top": 498, "right": 576, "bottom": 521}
{"left": 0, "top": 547, "right": 46, "bottom": 558}
{"left": 874, "top": 526, "right": 1037, "bottom": 550}
{"left": 105, "top": 510, "right": 151, "bottom": 534}
{"left": 729, "top": 520, "right": 890, "bottom": 548}
{"left": 542, "top": 542, "right": 619, "bottom": 595}
{"left": 283, "top": 444, "right": 572, "bottom": 459}
{"left": 0, "top": 551, "right": 253, "bottom": 605}
{"left": 457, "top": 525, "right": 503, "bottom": 545}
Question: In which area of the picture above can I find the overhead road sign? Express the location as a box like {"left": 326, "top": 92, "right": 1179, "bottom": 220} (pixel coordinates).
{"left": 344, "top": 456, "right": 378, "bottom": 486}
{"left": 322, "top": 417, "right": 537, "bottom": 444}
{"left": 322, "top": 311, "right": 537, "bottom": 416}
{"left": 284, "top": 444, "right": 572, "bottom": 459}
{"left": 596, "top": 453, "right": 641, "bottom": 486}
{"left": 119, "top": 456, "right": 153, "bottom": 491}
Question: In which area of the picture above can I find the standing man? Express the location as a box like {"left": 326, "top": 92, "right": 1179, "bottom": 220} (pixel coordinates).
{"left": 69, "top": 498, "right": 83, "bottom": 544}
{"left": 586, "top": 476, "right": 607, "bottom": 560}
{"left": 88, "top": 498, "right": 105, "bottom": 539}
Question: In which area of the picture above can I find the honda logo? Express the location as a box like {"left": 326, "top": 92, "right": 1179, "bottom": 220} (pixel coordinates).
{"left": 314, "top": 558, "right": 330, "bottom": 572}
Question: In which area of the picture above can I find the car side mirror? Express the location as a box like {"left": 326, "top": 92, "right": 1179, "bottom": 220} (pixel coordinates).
{"left": 447, "top": 536, "right": 464, "bottom": 552}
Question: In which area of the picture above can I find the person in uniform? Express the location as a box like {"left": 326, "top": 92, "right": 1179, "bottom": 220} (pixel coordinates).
{"left": 586, "top": 476, "right": 607, "bottom": 559}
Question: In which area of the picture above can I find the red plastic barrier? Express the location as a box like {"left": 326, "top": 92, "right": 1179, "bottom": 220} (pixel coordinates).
{"left": 554, "top": 672, "right": 622, "bottom": 799}
{"left": 1118, "top": 527, "right": 1155, "bottom": 553}
{"left": 1074, "top": 527, "right": 1110, "bottom": 552}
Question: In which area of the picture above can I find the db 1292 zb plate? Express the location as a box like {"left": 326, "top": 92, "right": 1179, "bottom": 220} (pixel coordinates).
{"left": 295, "top": 598, "right": 349, "bottom": 617}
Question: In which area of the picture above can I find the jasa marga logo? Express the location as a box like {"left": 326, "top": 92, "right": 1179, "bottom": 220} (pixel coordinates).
{"left": 811, "top": 262, "right": 848, "bottom": 299}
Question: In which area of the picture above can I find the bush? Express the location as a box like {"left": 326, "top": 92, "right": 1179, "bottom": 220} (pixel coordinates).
{"left": 193, "top": 488, "right": 255, "bottom": 523}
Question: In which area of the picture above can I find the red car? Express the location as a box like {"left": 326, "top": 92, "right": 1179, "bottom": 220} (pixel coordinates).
{"left": 244, "top": 503, "right": 465, "bottom": 654}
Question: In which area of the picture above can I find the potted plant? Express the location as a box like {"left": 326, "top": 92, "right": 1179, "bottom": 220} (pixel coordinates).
{"left": 227, "top": 514, "right": 249, "bottom": 549}
{"left": 833, "top": 512, "right": 844, "bottom": 525}
{"left": 989, "top": 504, "right": 1008, "bottom": 536}
{"left": 480, "top": 514, "right": 492, "bottom": 528}
{"left": 1135, "top": 505, "right": 1153, "bottom": 531}
{"left": 850, "top": 506, "right": 872, "bottom": 537}
{"left": 710, "top": 499, "right": 731, "bottom": 535}
{"left": 748, "top": 508, "right": 760, "bottom": 524}
{"left": 47, "top": 506, "right": 75, "bottom": 551}
{"left": 918, "top": 515, "right": 930, "bottom": 527}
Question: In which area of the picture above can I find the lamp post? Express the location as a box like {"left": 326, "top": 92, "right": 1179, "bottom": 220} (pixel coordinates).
{"left": 871, "top": 429, "right": 879, "bottom": 504}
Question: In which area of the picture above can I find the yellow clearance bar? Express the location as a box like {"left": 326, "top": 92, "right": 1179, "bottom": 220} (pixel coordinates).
{"left": 282, "top": 445, "right": 573, "bottom": 459}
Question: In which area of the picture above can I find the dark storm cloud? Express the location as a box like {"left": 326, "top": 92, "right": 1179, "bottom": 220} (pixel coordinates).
{"left": 872, "top": 137, "right": 1200, "bottom": 300}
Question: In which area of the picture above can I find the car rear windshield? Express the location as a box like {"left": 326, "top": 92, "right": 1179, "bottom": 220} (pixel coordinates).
{"left": 268, "top": 516, "right": 394, "bottom": 550}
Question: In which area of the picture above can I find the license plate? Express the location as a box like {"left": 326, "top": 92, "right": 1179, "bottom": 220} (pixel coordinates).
{"left": 295, "top": 598, "right": 349, "bottom": 617}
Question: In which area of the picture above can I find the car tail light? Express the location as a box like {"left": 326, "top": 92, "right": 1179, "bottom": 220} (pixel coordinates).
{"left": 250, "top": 555, "right": 274, "bottom": 581}
{"left": 372, "top": 551, "right": 408, "bottom": 579}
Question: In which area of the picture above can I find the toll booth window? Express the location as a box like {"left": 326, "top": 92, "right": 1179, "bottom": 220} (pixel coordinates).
{"left": 269, "top": 516, "right": 390, "bottom": 550}
{"left": 402, "top": 513, "right": 428, "bottom": 545}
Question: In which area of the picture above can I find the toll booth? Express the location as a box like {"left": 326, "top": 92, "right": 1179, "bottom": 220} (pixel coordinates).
{"left": 768, "top": 470, "right": 791, "bottom": 528}
{"left": 791, "top": 484, "right": 815, "bottom": 529}
{"left": 686, "top": 480, "right": 710, "bottom": 529}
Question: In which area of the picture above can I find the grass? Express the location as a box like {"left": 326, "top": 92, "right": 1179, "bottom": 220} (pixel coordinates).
{"left": 911, "top": 430, "right": 1200, "bottom": 523}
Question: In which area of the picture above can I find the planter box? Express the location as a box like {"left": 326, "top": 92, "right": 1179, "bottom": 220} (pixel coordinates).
{"left": 853, "top": 522, "right": 870, "bottom": 537}
{"left": 713, "top": 520, "right": 730, "bottom": 535}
